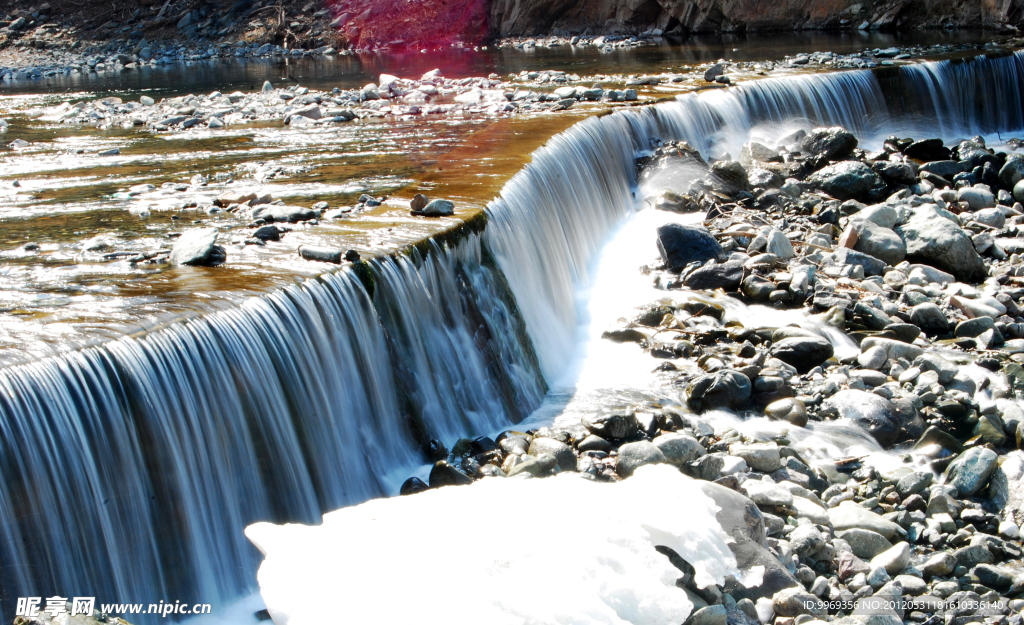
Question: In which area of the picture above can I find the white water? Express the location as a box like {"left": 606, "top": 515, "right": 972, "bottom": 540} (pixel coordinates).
{"left": 3, "top": 50, "right": 1024, "bottom": 620}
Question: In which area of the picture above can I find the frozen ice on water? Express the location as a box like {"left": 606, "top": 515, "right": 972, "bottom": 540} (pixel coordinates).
{"left": 247, "top": 465, "right": 743, "bottom": 625}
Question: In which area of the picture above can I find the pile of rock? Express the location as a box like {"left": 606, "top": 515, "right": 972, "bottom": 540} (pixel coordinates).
{"left": 399, "top": 125, "right": 1024, "bottom": 625}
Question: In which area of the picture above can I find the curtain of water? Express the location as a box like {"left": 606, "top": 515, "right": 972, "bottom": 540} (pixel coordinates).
{"left": 2, "top": 50, "right": 1024, "bottom": 619}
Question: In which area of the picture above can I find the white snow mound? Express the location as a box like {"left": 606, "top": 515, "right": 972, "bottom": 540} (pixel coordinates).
{"left": 246, "top": 464, "right": 741, "bottom": 625}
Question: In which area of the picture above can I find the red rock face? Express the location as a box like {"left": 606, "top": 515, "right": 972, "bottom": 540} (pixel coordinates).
{"left": 325, "top": 0, "right": 490, "bottom": 49}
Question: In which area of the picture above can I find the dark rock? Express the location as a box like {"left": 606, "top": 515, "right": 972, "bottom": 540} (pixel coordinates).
{"left": 583, "top": 409, "right": 638, "bottom": 440}
{"left": 656, "top": 224, "right": 724, "bottom": 272}
{"left": 687, "top": 370, "right": 752, "bottom": 412}
{"left": 973, "top": 564, "right": 1013, "bottom": 591}
{"left": 903, "top": 138, "right": 950, "bottom": 162}
{"left": 771, "top": 336, "right": 834, "bottom": 373}
{"left": 410, "top": 193, "right": 429, "bottom": 211}
{"left": 944, "top": 447, "right": 998, "bottom": 497}
{"left": 704, "top": 63, "right": 724, "bottom": 82}
{"left": 802, "top": 127, "right": 858, "bottom": 160}
{"left": 909, "top": 303, "right": 950, "bottom": 335}
{"left": 528, "top": 437, "right": 575, "bottom": 472}
{"left": 399, "top": 476, "right": 428, "bottom": 495}
{"left": 252, "top": 204, "right": 317, "bottom": 223}
{"left": 919, "top": 160, "right": 963, "bottom": 179}
{"left": 252, "top": 225, "right": 281, "bottom": 241}
{"left": 428, "top": 460, "right": 472, "bottom": 487}
{"left": 872, "top": 160, "right": 916, "bottom": 184}
{"left": 710, "top": 160, "right": 749, "bottom": 194}
{"left": 684, "top": 260, "right": 744, "bottom": 290}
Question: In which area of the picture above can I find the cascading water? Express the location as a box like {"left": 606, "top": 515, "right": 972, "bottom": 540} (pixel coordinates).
{"left": 3, "top": 50, "right": 1024, "bottom": 620}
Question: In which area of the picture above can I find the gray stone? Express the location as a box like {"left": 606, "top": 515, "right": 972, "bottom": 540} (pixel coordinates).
{"left": 895, "top": 471, "right": 932, "bottom": 497}
{"left": 837, "top": 529, "right": 893, "bottom": 559}
{"left": 771, "top": 336, "right": 834, "bottom": 373}
{"left": 829, "top": 501, "right": 903, "bottom": 539}
{"left": 909, "top": 303, "right": 949, "bottom": 335}
{"left": 893, "top": 574, "right": 927, "bottom": 596}
{"left": 252, "top": 205, "right": 317, "bottom": 223}
{"left": 789, "top": 524, "right": 826, "bottom": 557}
{"left": 870, "top": 541, "right": 910, "bottom": 575}
{"left": 616, "top": 441, "right": 666, "bottom": 477}
{"left": 583, "top": 410, "right": 637, "bottom": 440}
{"left": 898, "top": 204, "right": 987, "bottom": 282}
{"left": 919, "top": 160, "right": 963, "bottom": 179}
{"left": 772, "top": 587, "right": 825, "bottom": 617}
{"left": 764, "top": 398, "right": 808, "bottom": 427}
{"left": 953, "top": 544, "right": 994, "bottom": 569}
{"left": 973, "top": 564, "right": 1013, "bottom": 591}
{"left": 852, "top": 219, "right": 906, "bottom": 266}
{"left": 298, "top": 246, "right": 342, "bottom": 264}
{"left": 999, "top": 154, "right": 1024, "bottom": 189}
{"left": 834, "top": 247, "right": 887, "bottom": 276}
{"left": 507, "top": 454, "right": 557, "bottom": 478}
{"left": 685, "top": 605, "right": 727, "bottom": 625}
{"left": 684, "top": 260, "right": 745, "bottom": 291}
{"left": 416, "top": 199, "right": 455, "bottom": 216}
{"left": 922, "top": 552, "right": 955, "bottom": 577}
{"left": 858, "top": 345, "right": 888, "bottom": 370}
{"left": 957, "top": 187, "right": 996, "bottom": 211}
{"left": 729, "top": 442, "right": 781, "bottom": 472}
{"left": 653, "top": 433, "right": 705, "bottom": 466}
{"left": 944, "top": 447, "right": 998, "bottom": 497}
{"left": 955, "top": 316, "right": 996, "bottom": 338}
{"left": 808, "top": 161, "right": 885, "bottom": 202}
{"left": 170, "top": 227, "right": 222, "bottom": 266}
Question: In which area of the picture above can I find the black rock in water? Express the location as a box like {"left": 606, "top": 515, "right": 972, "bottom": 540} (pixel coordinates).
{"left": 656, "top": 224, "right": 724, "bottom": 272}
{"left": 684, "top": 260, "right": 744, "bottom": 290}
{"left": 801, "top": 127, "right": 857, "bottom": 161}
{"left": 771, "top": 336, "right": 834, "bottom": 373}
{"left": 400, "top": 476, "right": 428, "bottom": 496}
{"left": 902, "top": 138, "right": 950, "bottom": 161}
{"left": 428, "top": 460, "right": 472, "bottom": 488}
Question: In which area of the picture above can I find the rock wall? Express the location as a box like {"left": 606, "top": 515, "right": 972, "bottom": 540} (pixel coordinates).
{"left": 488, "top": 0, "right": 1020, "bottom": 37}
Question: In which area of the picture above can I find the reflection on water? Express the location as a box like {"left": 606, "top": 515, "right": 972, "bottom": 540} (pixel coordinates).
{"left": 0, "top": 31, "right": 990, "bottom": 98}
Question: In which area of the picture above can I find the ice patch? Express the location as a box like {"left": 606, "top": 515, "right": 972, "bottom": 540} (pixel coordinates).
{"left": 246, "top": 464, "right": 742, "bottom": 625}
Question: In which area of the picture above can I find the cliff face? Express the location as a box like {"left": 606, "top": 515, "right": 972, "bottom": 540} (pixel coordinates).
{"left": 489, "top": 0, "right": 1019, "bottom": 37}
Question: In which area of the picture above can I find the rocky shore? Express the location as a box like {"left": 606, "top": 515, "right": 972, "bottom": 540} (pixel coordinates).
{"left": 399, "top": 125, "right": 1024, "bottom": 625}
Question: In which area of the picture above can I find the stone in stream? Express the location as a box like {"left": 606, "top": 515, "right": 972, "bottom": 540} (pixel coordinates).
{"left": 252, "top": 225, "right": 281, "bottom": 241}
{"left": 506, "top": 454, "right": 558, "bottom": 478}
{"left": 801, "top": 126, "right": 857, "bottom": 160}
{"left": 821, "top": 390, "right": 900, "bottom": 448}
{"left": 413, "top": 199, "right": 455, "bottom": 217}
{"left": 764, "top": 398, "right": 808, "bottom": 427}
{"left": 427, "top": 460, "right": 472, "bottom": 487}
{"left": 704, "top": 63, "right": 724, "bottom": 82}
{"left": 399, "top": 476, "right": 428, "bottom": 495}
{"left": 410, "top": 193, "right": 429, "bottom": 212}
{"left": 298, "top": 246, "right": 343, "bottom": 263}
{"left": 527, "top": 437, "right": 575, "bottom": 472}
{"left": 583, "top": 409, "right": 638, "bottom": 440}
{"left": 709, "top": 160, "right": 749, "bottom": 194}
{"left": 808, "top": 161, "right": 886, "bottom": 202}
{"left": 170, "top": 227, "right": 225, "bottom": 266}
{"left": 656, "top": 224, "right": 724, "bottom": 272}
{"left": 652, "top": 432, "right": 704, "bottom": 466}
{"left": 943, "top": 447, "right": 998, "bottom": 497}
{"left": 252, "top": 205, "right": 317, "bottom": 223}
{"left": 903, "top": 138, "right": 950, "bottom": 161}
{"left": 770, "top": 336, "right": 833, "bottom": 373}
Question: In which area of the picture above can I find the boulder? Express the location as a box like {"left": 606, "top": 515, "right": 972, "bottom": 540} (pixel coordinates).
{"left": 903, "top": 138, "right": 950, "bottom": 161}
{"left": 801, "top": 127, "right": 858, "bottom": 160}
{"left": 808, "top": 161, "right": 886, "bottom": 202}
{"left": 898, "top": 204, "right": 987, "bottom": 282}
{"left": 415, "top": 199, "right": 455, "bottom": 216}
{"left": 944, "top": 447, "right": 998, "bottom": 497}
{"left": 821, "top": 390, "right": 901, "bottom": 447}
{"left": 684, "top": 260, "right": 744, "bottom": 291}
{"left": 656, "top": 224, "right": 724, "bottom": 272}
{"left": 851, "top": 220, "right": 905, "bottom": 266}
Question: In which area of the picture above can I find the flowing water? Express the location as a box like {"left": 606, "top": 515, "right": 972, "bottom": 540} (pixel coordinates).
{"left": 1, "top": 43, "right": 1023, "bottom": 621}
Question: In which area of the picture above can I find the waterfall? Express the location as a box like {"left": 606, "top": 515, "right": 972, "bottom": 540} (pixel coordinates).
{"left": 0, "top": 234, "right": 544, "bottom": 614}
{"left": 3, "top": 50, "right": 1024, "bottom": 619}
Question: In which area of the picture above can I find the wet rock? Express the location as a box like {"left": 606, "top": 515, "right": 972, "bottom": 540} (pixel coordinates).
{"left": 704, "top": 63, "right": 724, "bottom": 82}
{"left": 410, "top": 193, "right": 429, "bottom": 212}
{"left": 170, "top": 227, "right": 224, "bottom": 266}
{"left": 428, "top": 460, "right": 472, "bottom": 487}
{"left": 399, "top": 476, "right": 428, "bottom": 495}
{"left": 616, "top": 441, "right": 666, "bottom": 477}
{"left": 687, "top": 370, "right": 752, "bottom": 412}
{"left": 898, "top": 204, "right": 987, "bottom": 282}
{"left": 709, "top": 160, "right": 749, "bottom": 194}
{"left": 684, "top": 260, "right": 744, "bottom": 290}
{"left": 656, "top": 224, "right": 724, "bottom": 272}
{"left": 252, "top": 225, "right": 281, "bottom": 241}
{"left": 764, "top": 398, "right": 808, "bottom": 427}
{"left": 252, "top": 205, "right": 317, "bottom": 223}
{"left": 654, "top": 189, "right": 699, "bottom": 213}
{"left": 729, "top": 442, "right": 781, "bottom": 472}
{"left": 802, "top": 127, "right": 858, "bottom": 161}
{"left": 903, "top": 138, "right": 950, "bottom": 162}
{"left": 808, "top": 161, "right": 885, "bottom": 202}
{"left": 944, "top": 447, "right": 997, "bottom": 497}
{"left": 771, "top": 336, "right": 834, "bottom": 373}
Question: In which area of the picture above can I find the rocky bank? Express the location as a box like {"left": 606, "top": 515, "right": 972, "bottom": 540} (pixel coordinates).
{"left": 398, "top": 125, "right": 1024, "bottom": 625}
